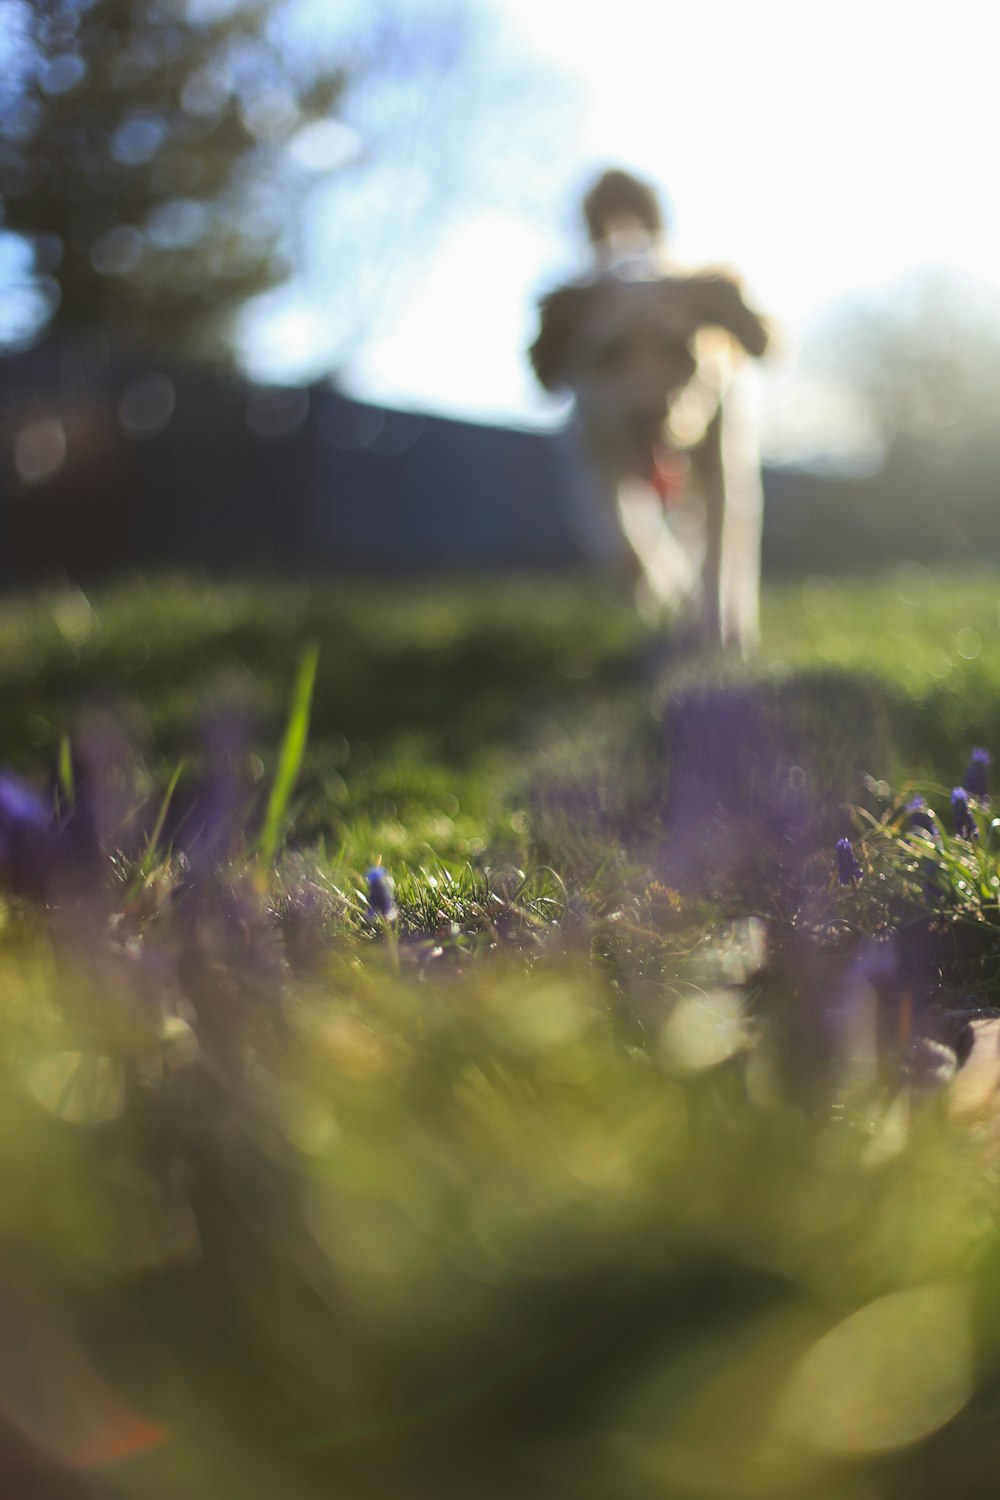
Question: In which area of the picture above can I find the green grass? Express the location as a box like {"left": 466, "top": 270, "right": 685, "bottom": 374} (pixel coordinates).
{"left": 0, "top": 574, "right": 649, "bottom": 869}
{"left": 2, "top": 565, "right": 998, "bottom": 874}
{"left": 2, "top": 567, "right": 1000, "bottom": 1499}
{"left": 762, "top": 565, "right": 1000, "bottom": 782}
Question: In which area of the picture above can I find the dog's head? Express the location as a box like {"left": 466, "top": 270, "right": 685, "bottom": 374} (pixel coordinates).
{"left": 529, "top": 269, "right": 771, "bottom": 478}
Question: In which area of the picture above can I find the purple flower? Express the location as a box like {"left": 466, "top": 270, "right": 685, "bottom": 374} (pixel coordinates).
{"left": 963, "top": 747, "right": 991, "bottom": 801}
{"left": 366, "top": 866, "right": 397, "bottom": 921}
{"left": 905, "top": 796, "right": 937, "bottom": 838}
{"left": 952, "top": 787, "right": 978, "bottom": 841}
{"left": 178, "top": 705, "right": 257, "bottom": 875}
{"left": 835, "top": 837, "right": 862, "bottom": 885}
{"left": 0, "top": 771, "right": 54, "bottom": 897}
{"left": 0, "top": 773, "right": 49, "bottom": 830}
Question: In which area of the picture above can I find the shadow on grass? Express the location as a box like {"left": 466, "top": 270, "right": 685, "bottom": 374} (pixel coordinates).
{"left": 528, "top": 667, "right": 895, "bottom": 898}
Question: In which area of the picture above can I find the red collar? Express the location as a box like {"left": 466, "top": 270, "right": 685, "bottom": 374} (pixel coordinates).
{"left": 642, "top": 446, "right": 690, "bottom": 507}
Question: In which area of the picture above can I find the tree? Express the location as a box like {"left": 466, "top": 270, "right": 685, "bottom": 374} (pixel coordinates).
{"left": 807, "top": 268, "right": 1000, "bottom": 457}
{"left": 0, "top": 0, "right": 489, "bottom": 362}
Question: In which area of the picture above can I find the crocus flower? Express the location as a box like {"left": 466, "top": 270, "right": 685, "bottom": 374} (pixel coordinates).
{"left": 905, "top": 795, "right": 938, "bottom": 838}
{"left": 366, "top": 866, "right": 397, "bottom": 922}
{"left": 952, "top": 787, "right": 978, "bottom": 840}
{"left": 835, "top": 837, "right": 862, "bottom": 885}
{"left": 962, "top": 747, "right": 991, "bottom": 801}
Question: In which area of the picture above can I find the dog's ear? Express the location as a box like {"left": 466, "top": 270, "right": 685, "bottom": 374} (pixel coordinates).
{"left": 529, "top": 283, "right": 595, "bottom": 391}
{"left": 685, "top": 272, "right": 772, "bottom": 357}
{"left": 583, "top": 168, "right": 663, "bottom": 247}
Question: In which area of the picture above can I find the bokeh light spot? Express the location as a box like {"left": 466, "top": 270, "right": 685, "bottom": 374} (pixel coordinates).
{"left": 40, "top": 54, "right": 86, "bottom": 95}
{"left": 14, "top": 417, "right": 66, "bottom": 484}
{"left": 957, "top": 627, "right": 982, "bottom": 660}
{"left": 781, "top": 1282, "right": 973, "bottom": 1454}
{"left": 119, "top": 373, "right": 176, "bottom": 439}
{"left": 287, "top": 118, "right": 361, "bottom": 172}
{"left": 90, "top": 226, "right": 143, "bottom": 277}
{"left": 24, "top": 1051, "right": 127, "bottom": 1125}
{"left": 660, "top": 988, "right": 748, "bottom": 1072}
{"left": 112, "top": 114, "right": 167, "bottom": 166}
{"left": 247, "top": 385, "right": 310, "bottom": 440}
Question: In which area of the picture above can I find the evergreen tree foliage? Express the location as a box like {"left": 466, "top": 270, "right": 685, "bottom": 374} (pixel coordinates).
{"left": 0, "top": 0, "right": 354, "bottom": 357}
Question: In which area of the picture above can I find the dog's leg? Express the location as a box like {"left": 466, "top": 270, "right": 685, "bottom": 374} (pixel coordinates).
{"left": 690, "top": 410, "right": 725, "bottom": 648}
{"left": 688, "top": 399, "right": 762, "bottom": 655}
{"left": 616, "top": 476, "right": 698, "bottom": 613}
{"left": 548, "top": 424, "right": 642, "bottom": 595}
{"left": 718, "top": 383, "right": 764, "bottom": 654}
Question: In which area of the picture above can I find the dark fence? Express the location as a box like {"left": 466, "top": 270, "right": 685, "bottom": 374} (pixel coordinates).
{"left": 2, "top": 341, "right": 996, "bottom": 588}
{"left": 0, "top": 342, "right": 580, "bottom": 586}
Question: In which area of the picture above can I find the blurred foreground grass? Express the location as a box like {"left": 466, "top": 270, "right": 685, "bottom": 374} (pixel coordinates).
{"left": 1, "top": 568, "right": 1000, "bottom": 1498}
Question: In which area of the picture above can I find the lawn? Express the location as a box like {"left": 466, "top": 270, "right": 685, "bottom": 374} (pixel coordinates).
{"left": 2, "top": 566, "right": 1000, "bottom": 1499}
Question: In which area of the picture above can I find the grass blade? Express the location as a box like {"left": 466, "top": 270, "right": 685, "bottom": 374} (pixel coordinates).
{"left": 257, "top": 642, "right": 320, "bottom": 865}
{"left": 128, "top": 758, "right": 186, "bottom": 895}
{"left": 57, "top": 732, "right": 74, "bottom": 813}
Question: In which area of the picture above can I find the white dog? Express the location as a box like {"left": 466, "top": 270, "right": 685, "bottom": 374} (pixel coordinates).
{"left": 530, "top": 169, "right": 771, "bottom": 652}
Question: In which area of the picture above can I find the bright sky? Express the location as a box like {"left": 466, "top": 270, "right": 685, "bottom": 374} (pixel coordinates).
{"left": 245, "top": 0, "right": 1000, "bottom": 460}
